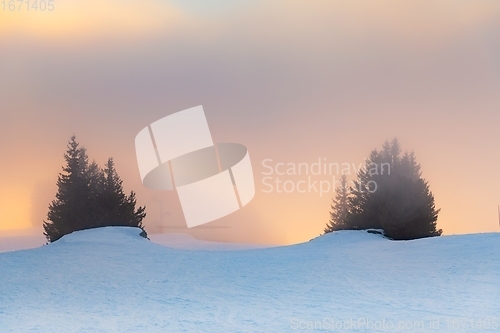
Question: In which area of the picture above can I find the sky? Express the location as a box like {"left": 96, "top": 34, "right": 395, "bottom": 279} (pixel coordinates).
{"left": 1, "top": 0, "right": 500, "bottom": 244}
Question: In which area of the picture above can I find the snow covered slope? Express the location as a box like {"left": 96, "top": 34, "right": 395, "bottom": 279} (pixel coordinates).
{"left": 149, "top": 233, "right": 270, "bottom": 251}
{"left": 0, "top": 232, "right": 265, "bottom": 253}
{"left": 1, "top": 227, "right": 499, "bottom": 332}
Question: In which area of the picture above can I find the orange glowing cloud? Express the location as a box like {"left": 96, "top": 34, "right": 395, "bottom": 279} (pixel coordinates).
{"left": 0, "top": 189, "right": 32, "bottom": 231}
{"left": 0, "top": 0, "right": 190, "bottom": 40}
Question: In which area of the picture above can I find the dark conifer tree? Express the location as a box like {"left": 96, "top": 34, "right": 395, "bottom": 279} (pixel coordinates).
{"left": 43, "top": 137, "right": 147, "bottom": 242}
{"left": 98, "top": 158, "right": 146, "bottom": 230}
{"left": 43, "top": 136, "right": 91, "bottom": 242}
{"left": 325, "top": 174, "right": 350, "bottom": 233}
{"left": 336, "top": 138, "right": 442, "bottom": 240}
{"left": 347, "top": 149, "right": 384, "bottom": 230}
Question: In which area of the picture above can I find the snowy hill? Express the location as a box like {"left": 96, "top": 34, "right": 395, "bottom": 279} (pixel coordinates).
{"left": 0, "top": 231, "right": 266, "bottom": 253}
{"left": 149, "top": 233, "right": 270, "bottom": 251}
{"left": 1, "top": 227, "right": 499, "bottom": 332}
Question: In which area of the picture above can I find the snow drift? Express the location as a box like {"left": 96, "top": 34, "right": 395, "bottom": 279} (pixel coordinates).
{"left": 1, "top": 227, "right": 499, "bottom": 332}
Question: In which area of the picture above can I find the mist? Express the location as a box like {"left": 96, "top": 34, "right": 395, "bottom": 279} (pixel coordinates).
{"left": 1, "top": 0, "right": 500, "bottom": 243}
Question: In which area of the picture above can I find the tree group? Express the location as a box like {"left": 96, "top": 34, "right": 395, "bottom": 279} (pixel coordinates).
{"left": 43, "top": 136, "right": 147, "bottom": 242}
{"left": 325, "top": 138, "right": 442, "bottom": 240}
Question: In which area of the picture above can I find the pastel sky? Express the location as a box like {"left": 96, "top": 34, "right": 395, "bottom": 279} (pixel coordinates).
{"left": 1, "top": 0, "right": 500, "bottom": 244}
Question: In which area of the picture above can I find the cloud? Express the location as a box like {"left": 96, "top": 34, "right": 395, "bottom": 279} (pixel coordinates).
{"left": 0, "top": 188, "right": 32, "bottom": 231}
{"left": 1, "top": 0, "right": 500, "bottom": 241}
{"left": 248, "top": 0, "right": 500, "bottom": 45}
{"left": 0, "top": 0, "right": 190, "bottom": 40}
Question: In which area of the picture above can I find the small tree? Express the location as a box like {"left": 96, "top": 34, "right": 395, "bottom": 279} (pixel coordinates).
{"left": 324, "top": 174, "right": 350, "bottom": 233}
{"left": 331, "top": 138, "right": 442, "bottom": 240}
{"left": 97, "top": 158, "right": 146, "bottom": 229}
{"left": 347, "top": 149, "right": 384, "bottom": 230}
{"left": 43, "top": 136, "right": 92, "bottom": 242}
{"left": 43, "top": 136, "right": 147, "bottom": 242}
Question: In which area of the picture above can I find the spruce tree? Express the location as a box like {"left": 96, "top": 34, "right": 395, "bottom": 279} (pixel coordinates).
{"left": 43, "top": 137, "right": 147, "bottom": 242}
{"left": 347, "top": 149, "right": 384, "bottom": 230}
{"left": 98, "top": 158, "right": 146, "bottom": 230}
{"left": 325, "top": 174, "right": 350, "bottom": 233}
{"left": 43, "top": 136, "right": 91, "bottom": 242}
{"left": 339, "top": 138, "right": 442, "bottom": 240}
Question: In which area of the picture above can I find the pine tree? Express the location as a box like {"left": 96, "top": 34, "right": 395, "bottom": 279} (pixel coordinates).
{"left": 43, "top": 136, "right": 91, "bottom": 242}
{"left": 86, "top": 160, "right": 105, "bottom": 228}
{"left": 374, "top": 173, "right": 441, "bottom": 240}
{"left": 97, "top": 158, "right": 147, "bottom": 230}
{"left": 325, "top": 174, "right": 350, "bottom": 233}
{"left": 43, "top": 137, "right": 147, "bottom": 242}
{"left": 347, "top": 150, "right": 384, "bottom": 230}
{"left": 339, "top": 138, "right": 442, "bottom": 240}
